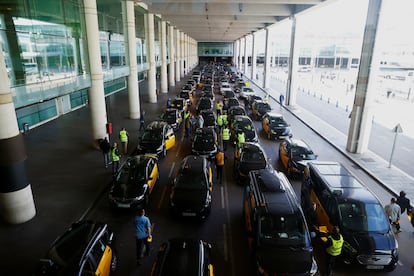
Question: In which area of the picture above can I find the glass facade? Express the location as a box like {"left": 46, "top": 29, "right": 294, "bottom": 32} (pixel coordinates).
{"left": 0, "top": 0, "right": 150, "bottom": 130}
{"left": 198, "top": 42, "right": 233, "bottom": 57}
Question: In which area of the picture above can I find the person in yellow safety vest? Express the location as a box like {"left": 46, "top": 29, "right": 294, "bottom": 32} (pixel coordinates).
{"left": 214, "top": 148, "right": 226, "bottom": 184}
{"left": 222, "top": 126, "right": 230, "bottom": 151}
{"left": 183, "top": 109, "right": 190, "bottom": 121}
{"left": 237, "top": 132, "right": 245, "bottom": 148}
{"left": 215, "top": 101, "right": 222, "bottom": 115}
{"left": 222, "top": 113, "right": 228, "bottom": 126}
{"left": 217, "top": 114, "right": 223, "bottom": 128}
{"left": 119, "top": 127, "right": 129, "bottom": 155}
{"left": 111, "top": 142, "right": 121, "bottom": 176}
{"left": 324, "top": 226, "right": 344, "bottom": 276}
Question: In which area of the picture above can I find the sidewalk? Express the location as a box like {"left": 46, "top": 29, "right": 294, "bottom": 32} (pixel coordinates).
{"left": 247, "top": 75, "right": 414, "bottom": 207}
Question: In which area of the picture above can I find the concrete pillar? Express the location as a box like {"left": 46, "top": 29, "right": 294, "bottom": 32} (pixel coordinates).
{"left": 123, "top": 1, "right": 140, "bottom": 119}
{"left": 233, "top": 40, "right": 238, "bottom": 68}
{"left": 180, "top": 33, "right": 185, "bottom": 78}
{"left": 84, "top": 0, "right": 108, "bottom": 141}
{"left": 244, "top": 36, "right": 248, "bottom": 74}
{"left": 168, "top": 25, "right": 175, "bottom": 87}
{"left": 238, "top": 38, "right": 243, "bottom": 72}
{"left": 251, "top": 33, "right": 257, "bottom": 80}
{"left": 263, "top": 28, "right": 271, "bottom": 89}
{"left": 147, "top": 13, "right": 157, "bottom": 103}
{"left": 0, "top": 43, "right": 36, "bottom": 224}
{"left": 175, "top": 29, "right": 181, "bottom": 82}
{"left": 160, "top": 21, "right": 168, "bottom": 93}
{"left": 286, "top": 15, "right": 298, "bottom": 106}
{"left": 347, "top": 0, "right": 383, "bottom": 153}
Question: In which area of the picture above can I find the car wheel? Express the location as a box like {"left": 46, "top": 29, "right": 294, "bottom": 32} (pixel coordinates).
{"left": 144, "top": 191, "right": 150, "bottom": 207}
{"left": 111, "top": 254, "right": 117, "bottom": 272}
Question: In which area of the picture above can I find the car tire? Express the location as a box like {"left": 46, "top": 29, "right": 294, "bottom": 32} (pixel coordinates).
{"left": 111, "top": 254, "right": 117, "bottom": 272}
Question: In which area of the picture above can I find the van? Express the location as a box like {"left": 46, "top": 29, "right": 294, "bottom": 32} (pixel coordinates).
{"left": 301, "top": 161, "right": 398, "bottom": 271}
{"left": 244, "top": 168, "right": 317, "bottom": 275}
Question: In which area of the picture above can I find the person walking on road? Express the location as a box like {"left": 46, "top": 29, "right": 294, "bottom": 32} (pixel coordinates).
{"left": 279, "top": 93, "right": 285, "bottom": 108}
{"left": 214, "top": 148, "right": 226, "bottom": 184}
{"left": 119, "top": 127, "right": 129, "bottom": 155}
{"left": 134, "top": 209, "right": 152, "bottom": 265}
{"left": 111, "top": 142, "right": 121, "bottom": 176}
{"left": 140, "top": 110, "right": 146, "bottom": 131}
{"left": 385, "top": 197, "right": 402, "bottom": 234}
{"left": 222, "top": 125, "right": 230, "bottom": 151}
{"left": 324, "top": 226, "right": 344, "bottom": 276}
{"left": 99, "top": 137, "right": 111, "bottom": 169}
{"left": 396, "top": 190, "right": 410, "bottom": 214}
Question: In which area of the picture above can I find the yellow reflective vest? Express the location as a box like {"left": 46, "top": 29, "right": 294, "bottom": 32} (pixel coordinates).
{"left": 326, "top": 235, "right": 344, "bottom": 256}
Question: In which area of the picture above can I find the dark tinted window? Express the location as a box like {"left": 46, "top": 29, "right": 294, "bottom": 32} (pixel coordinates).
{"left": 339, "top": 202, "right": 389, "bottom": 232}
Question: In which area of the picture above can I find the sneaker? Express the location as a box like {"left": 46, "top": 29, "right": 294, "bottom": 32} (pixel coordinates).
{"left": 395, "top": 229, "right": 402, "bottom": 234}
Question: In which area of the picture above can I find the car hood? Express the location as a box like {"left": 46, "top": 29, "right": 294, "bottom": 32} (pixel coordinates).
{"left": 172, "top": 188, "right": 208, "bottom": 209}
{"left": 244, "top": 130, "right": 257, "bottom": 142}
{"left": 193, "top": 142, "right": 216, "bottom": 153}
{"left": 110, "top": 182, "right": 146, "bottom": 199}
{"left": 256, "top": 245, "right": 313, "bottom": 274}
{"left": 140, "top": 140, "right": 162, "bottom": 150}
{"left": 239, "top": 161, "right": 266, "bottom": 175}
{"left": 345, "top": 230, "right": 397, "bottom": 254}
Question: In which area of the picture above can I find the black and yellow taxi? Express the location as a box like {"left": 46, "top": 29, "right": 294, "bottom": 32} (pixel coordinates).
{"left": 200, "top": 109, "right": 217, "bottom": 129}
{"left": 301, "top": 161, "right": 398, "bottom": 271}
{"left": 170, "top": 155, "right": 213, "bottom": 220}
{"left": 161, "top": 108, "right": 183, "bottom": 131}
{"left": 34, "top": 220, "right": 117, "bottom": 276}
{"left": 244, "top": 168, "right": 318, "bottom": 275}
{"left": 192, "top": 127, "right": 218, "bottom": 157}
{"left": 196, "top": 97, "right": 213, "bottom": 114}
{"left": 150, "top": 238, "right": 214, "bottom": 276}
{"left": 251, "top": 100, "right": 271, "bottom": 121}
{"left": 138, "top": 121, "right": 176, "bottom": 157}
{"left": 234, "top": 142, "right": 268, "bottom": 184}
{"left": 109, "top": 154, "right": 159, "bottom": 209}
{"left": 230, "top": 115, "right": 258, "bottom": 144}
{"left": 279, "top": 138, "right": 317, "bottom": 177}
{"left": 262, "top": 112, "right": 292, "bottom": 140}
{"left": 170, "top": 98, "right": 187, "bottom": 114}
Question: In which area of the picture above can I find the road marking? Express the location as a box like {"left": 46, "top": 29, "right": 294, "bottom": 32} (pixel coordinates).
{"left": 158, "top": 186, "right": 167, "bottom": 209}
{"left": 223, "top": 223, "right": 228, "bottom": 262}
{"left": 223, "top": 173, "right": 236, "bottom": 276}
{"left": 221, "top": 186, "right": 225, "bottom": 208}
{"left": 168, "top": 162, "right": 176, "bottom": 179}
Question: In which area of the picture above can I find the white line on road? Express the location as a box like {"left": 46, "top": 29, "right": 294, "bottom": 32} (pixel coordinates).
{"left": 168, "top": 162, "right": 176, "bottom": 179}
{"left": 158, "top": 186, "right": 167, "bottom": 209}
{"left": 221, "top": 186, "right": 225, "bottom": 208}
{"left": 223, "top": 223, "right": 228, "bottom": 262}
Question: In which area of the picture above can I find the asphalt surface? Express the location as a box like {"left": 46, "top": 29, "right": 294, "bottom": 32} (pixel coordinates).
{"left": 1, "top": 69, "right": 413, "bottom": 276}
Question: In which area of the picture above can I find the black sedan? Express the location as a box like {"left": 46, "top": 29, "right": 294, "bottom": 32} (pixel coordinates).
{"left": 161, "top": 108, "right": 182, "bottom": 131}
{"left": 192, "top": 127, "right": 218, "bottom": 157}
{"left": 109, "top": 154, "right": 159, "bottom": 209}
{"left": 279, "top": 138, "right": 317, "bottom": 176}
{"left": 234, "top": 142, "right": 268, "bottom": 184}
{"left": 170, "top": 155, "right": 213, "bottom": 220}
{"left": 262, "top": 112, "right": 292, "bottom": 140}
{"left": 150, "top": 238, "right": 214, "bottom": 276}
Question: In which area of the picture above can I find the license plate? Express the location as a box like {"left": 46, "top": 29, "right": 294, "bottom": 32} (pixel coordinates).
{"left": 117, "top": 203, "right": 130, "bottom": 208}
{"left": 182, "top": 212, "right": 196, "bottom": 217}
{"left": 366, "top": 265, "right": 383, "bottom": 270}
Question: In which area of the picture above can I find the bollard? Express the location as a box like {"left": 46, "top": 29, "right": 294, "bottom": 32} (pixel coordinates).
{"left": 336, "top": 101, "right": 339, "bottom": 107}
{"left": 345, "top": 105, "right": 349, "bottom": 112}
{"left": 327, "top": 98, "right": 330, "bottom": 104}
{"left": 320, "top": 95, "right": 323, "bottom": 100}
{"left": 22, "top": 122, "right": 29, "bottom": 134}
